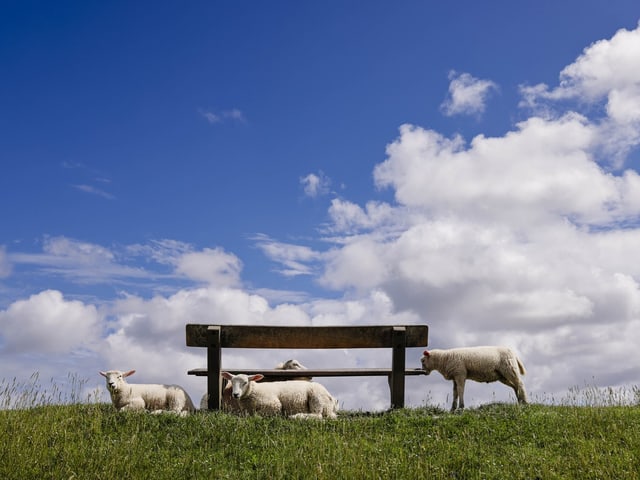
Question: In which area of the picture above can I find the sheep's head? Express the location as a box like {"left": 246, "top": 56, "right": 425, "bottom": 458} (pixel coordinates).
{"left": 99, "top": 370, "right": 135, "bottom": 393}
{"left": 222, "top": 372, "right": 264, "bottom": 399}
{"left": 276, "top": 359, "right": 307, "bottom": 370}
{"left": 420, "top": 351, "right": 433, "bottom": 374}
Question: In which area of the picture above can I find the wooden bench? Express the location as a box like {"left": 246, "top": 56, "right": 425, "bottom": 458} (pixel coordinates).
{"left": 185, "top": 324, "right": 429, "bottom": 410}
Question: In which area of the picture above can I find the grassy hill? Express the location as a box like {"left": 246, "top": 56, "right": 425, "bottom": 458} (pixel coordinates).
{"left": 1, "top": 400, "right": 639, "bottom": 479}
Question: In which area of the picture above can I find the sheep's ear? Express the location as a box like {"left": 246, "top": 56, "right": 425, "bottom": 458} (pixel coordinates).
{"left": 423, "top": 350, "right": 430, "bottom": 357}
{"left": 99, "top": 371, "right": 107, "bottom": 377}
{"left": 124, "top": 370, "right": 136, "bottom": 377}
{"left": 249, "top": 374, "right": 264, "bottom": 382}
{"left": 221, "top": 372, "right": 233, "bottom": 380}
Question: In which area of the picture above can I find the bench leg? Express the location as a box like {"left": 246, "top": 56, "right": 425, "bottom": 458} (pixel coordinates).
{"left": 207, "top": 326, "right": 222, "bottom": 410}
{"left": 390, "top": 327, "right": 406, "bottom": 408}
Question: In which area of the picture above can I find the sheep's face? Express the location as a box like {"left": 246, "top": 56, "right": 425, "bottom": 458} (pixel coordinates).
{"left": 420, "top": 355, "right": 433, "bottom": 375}
{"left": 222, "top": 372, "right": 265, "bottom": 399}
{"left": 279, "top": 359, "right": 306, "bottom": 370}
{"left": 228, "top": 374, "right": 250, "bottom": 399}
{"left": 99, "top": 370, "right": 135, "bottom": 393}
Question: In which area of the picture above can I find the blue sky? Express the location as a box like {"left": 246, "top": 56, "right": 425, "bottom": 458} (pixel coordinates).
{"left": 2, "top": 1, "right": 640, "bottom": 410}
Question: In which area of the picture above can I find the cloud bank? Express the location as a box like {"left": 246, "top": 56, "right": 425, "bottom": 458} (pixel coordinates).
{"left": 2, "top": 23, "right": 640, "bottom": 410}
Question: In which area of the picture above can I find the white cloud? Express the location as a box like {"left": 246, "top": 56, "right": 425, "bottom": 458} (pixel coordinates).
{"left": 326, "top": 199, "right": 400, "bottom": 234}
{"left": 0, "top": 246, "right": 11, "bottom": 278}
{"left": 0, "top": 290, "right": 100, "bottom": 354}
{"left": 440, "top": 71, "right": 498, "bottom": 117}
{"left": 374, "top": 116, "right": 640, "bottom": 227}
{"left": 72, "top": 184, "right": 115, "bottom": 200}
{"left": 300, "top": 171, "right": 331, "bottom": 198}
{"left": 174, "top": 247, "right": 243, "bottom": 287}
{"left": 199, "top": 108, "right": 246, "bottom": 124}
{"left": 8, "top": 236, "right": 152, "bottom": 284}
{"left": 519, "top": 22, "right": 640, "bottom": 166}
{"left": 8, "top": 238, "right": 246, "bottom": 290}
{"left": 43, "top": 236, "right": 115, "bottom": 263}
{"left": 253, "top": 234, "right": 318, "bottom": 277}
{"left": 126, "top": 239, "right": 193, "bottom": 266}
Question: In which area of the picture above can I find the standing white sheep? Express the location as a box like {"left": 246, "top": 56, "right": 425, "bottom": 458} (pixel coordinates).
{"left": 100, "top": 370, "right": 195, "bottom": 416}
{"left": 221, "top": 372, "right": 338, "bottom": 419}
{"left": 420, "top": 346, "right": 528, "bottom": 411}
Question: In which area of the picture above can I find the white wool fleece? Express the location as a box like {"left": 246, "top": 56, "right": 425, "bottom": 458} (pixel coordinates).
{"left": 222, "top": 372, "right": 338, "bottom": 419}
{"left": 100, "top": 369, "right": 195, "bottom": 416}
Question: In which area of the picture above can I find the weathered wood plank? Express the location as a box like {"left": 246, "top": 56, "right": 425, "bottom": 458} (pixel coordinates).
{"left": 390, "top": 327, "right": 407, "bottom": 408}
{"left": 207, "top": 326, "right": 222, "bottom": 410}
{"left": 187, "top": 368, "right": 427, "bottom": 377}
{"left": 185, "top": 324, "right": 429, "bottom": 348}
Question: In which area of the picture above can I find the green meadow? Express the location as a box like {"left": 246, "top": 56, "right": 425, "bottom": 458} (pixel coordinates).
{"left": 1, "top": 376, "right": 639, "bottom": 479}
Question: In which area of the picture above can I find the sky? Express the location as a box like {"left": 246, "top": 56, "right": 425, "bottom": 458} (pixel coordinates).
{"left": 2, "top": 1, "right": 640, "bottom": 411}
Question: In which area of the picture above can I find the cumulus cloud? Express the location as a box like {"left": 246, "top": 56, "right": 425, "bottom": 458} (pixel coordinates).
{"left": 326, "top": 199, "right": 401, "bottom": 235}
{"left": 440, "top": 71, "right": 498, "bottom": 117}
{"left": 300, "top": 171, "right": 331, "bottom": 198}
{"left": 520, "top": 22, "right": 640, "bottom": 165}
{"left": 0, "top": 290, "right": 100, "bottom": 354}
{"left": 374, "top": 116, "right": 640, "bottom": 227}
{"left": 174, "top": 248, "right": 243, "bottom": 287}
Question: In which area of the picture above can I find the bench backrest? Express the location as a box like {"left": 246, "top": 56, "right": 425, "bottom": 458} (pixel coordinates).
{"left": 185, "top": 324, "right": 429, "bottom": 349}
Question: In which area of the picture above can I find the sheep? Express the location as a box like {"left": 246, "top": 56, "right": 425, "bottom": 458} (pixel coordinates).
{"left": 199, "top": 358, "right": 311, "bottom": 411}
{"left": 271, "top": 358, "right": 313, "bottom": 382}
{"left": 199, "top": 379, "right": 240, "bottom": 412}
{"left": 420, "top": 346, "right": 528, "bottom": 411}
{"left": 100, "top": 369, "right": 195, "bottom": 416}
{"left": 221, "top": 372, "right": 338, "bottom": 419}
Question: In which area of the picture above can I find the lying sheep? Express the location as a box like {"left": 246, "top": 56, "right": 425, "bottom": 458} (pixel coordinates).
{"left": 200, "top": 379, "right": 239, "bottom": 412}
{"left": 420, "top": 346, "right": 528, "bottom": 411}
{"left": 271, "top": 358, "right": 312, "bottom": 382}
{"left": 200, "top": 359, "right": 311, "bottom": 411}
{"left": 100, "top": 369, "right": 195, "bottom": 416}
{"left": 221, "top": 372, "right": 338, "bottom": 419}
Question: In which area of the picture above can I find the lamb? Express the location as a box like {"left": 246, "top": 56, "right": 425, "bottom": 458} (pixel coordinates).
{"left": 221, "top": 372, "right": 338, "bottom": 419}
{"left": 100, "top": 369, "right": 195, "bottom": 416}
{"left": 199, "top": 378, "right": 240, "bottom": 412}
{"left": 420, "top": 346, "right": 528, "bottom": 411}
{"left": 199, "top": 358, "right": 311, "bottom": 411}
{"left": 271, "top": 358, "right": 312, "bottom": 382}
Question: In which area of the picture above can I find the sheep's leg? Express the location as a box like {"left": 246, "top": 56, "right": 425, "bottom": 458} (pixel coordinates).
{"left": 451, "top": 379, "right": 466, "bottom": 412}
{"left": 515, "top": 380, "right": 528, "bottom": 404}
{"left": 307, "top": 395, "right": 329, "bottom": 418}
{"left": 290, "top": 413, "right": 323, "bottom": 420}
{"left": 120, "top": 398, "right": 145, "bottom": 412}
{"left": 456, "top": 378, "right": 466, "bottom": 410}
{"left": 166, "top": 389, "right": 188, "bottom": 413}
{"left": 499, "top": 373, "right": 528, "bottom": 404}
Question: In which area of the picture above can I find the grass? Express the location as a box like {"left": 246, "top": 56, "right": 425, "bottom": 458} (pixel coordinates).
{"left": 1, "top": 377, "right": 639, "bottom": 479}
